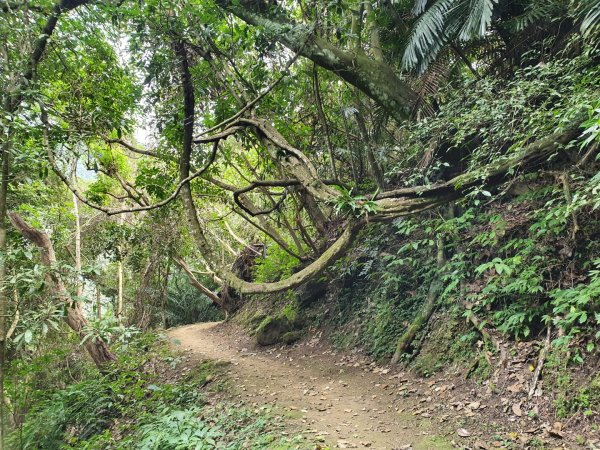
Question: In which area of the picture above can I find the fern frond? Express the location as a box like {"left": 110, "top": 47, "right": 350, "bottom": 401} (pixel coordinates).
{"left": 410, "top": 48, "right": 452, "bottom": 119}
{"left": 504, "top": 0, "right": 567, "bottom": 33}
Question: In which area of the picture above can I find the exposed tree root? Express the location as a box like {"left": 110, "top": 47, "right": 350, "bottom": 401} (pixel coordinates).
{"left": 528, "top": 324, "right": 552, "bottom": 398}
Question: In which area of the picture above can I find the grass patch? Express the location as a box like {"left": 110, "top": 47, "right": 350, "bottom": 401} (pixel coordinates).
{"left": 9, "top": 332, "right": 313, "bottom": 449}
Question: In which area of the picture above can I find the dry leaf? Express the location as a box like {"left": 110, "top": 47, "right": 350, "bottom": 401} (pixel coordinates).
{"left": 512, "top": 402, "right": 523, "bottom": 417}
{"left": 457, "top": 428, "right": 471, "bottom": 437}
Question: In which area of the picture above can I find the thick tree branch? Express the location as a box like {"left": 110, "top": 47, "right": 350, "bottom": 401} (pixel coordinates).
{"left": 214, "top": 0, "right": 418, "bottom": 123}
{"left": 200, "top": 125, "right": 582, "bottom": 293}
{"left": 172, "top": 256, "right": 223, "bottom": 308}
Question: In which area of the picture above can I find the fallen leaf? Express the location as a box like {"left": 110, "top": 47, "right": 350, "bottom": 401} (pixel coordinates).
{"left": 468, "top": 401, "right": 481, "bottom": 410}
{"left": 457, "top": 428, "right": 471, "bottom": 437}
{"left": 512, "top": 402, "right": 523, "bottom": 417}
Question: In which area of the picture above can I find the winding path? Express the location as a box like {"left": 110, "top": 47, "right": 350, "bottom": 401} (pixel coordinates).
{"left": 168, "top": 322, "right": 453, "bottom": 450}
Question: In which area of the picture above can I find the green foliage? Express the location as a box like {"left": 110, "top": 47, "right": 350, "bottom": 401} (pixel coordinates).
{"left": 580, "top": 103, "right": 600, "bottom": 148}
{"left": 558, "top": 374, "right": 600, "bottom": 418}
{"left": 165, "top": 273, "right": 225, "bottom": 328}
{"left": 548, "top": 260, "right": 600, "bottom": 349}
{"left": 331, "top": 188, "right": 379, "bottom": 218}
{"left": 12, "top": 331, "right": 307, "bottom": 449}
{"left": 254, "top": 244, "right": 300, "bottom": 283}
{"left": 19, "top": 378, "right": 117, "bottom": 449}
{"left": 326, "top": 224, "right": 433, "bottom": 359}
{"left": 135, "top": 408, "right": 222, "bottom": 449}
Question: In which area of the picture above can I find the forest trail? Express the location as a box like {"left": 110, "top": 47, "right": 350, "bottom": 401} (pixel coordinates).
{"left": 168, "top": 322, "right": 453, "bottom": 450}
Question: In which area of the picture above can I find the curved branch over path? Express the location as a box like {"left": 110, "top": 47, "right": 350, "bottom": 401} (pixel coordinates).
{"left": 169, "top": 34, "right": 584, "bottom": 296}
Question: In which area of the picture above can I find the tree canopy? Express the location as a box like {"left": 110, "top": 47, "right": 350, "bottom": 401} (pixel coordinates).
{"left": 1, "top": 0, "right": 600, "bottom": 447}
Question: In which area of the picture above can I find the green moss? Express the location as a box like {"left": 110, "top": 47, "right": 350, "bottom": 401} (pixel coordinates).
{"left": 239, "top": 310, "right": 269, "bottom": 330}
{"left": 183, "top": 360, "right": 230, "bottom": 387}
{"left": 280, "top": 302, "right": 299, "bottom": 323}
{"left": 281, "top": 331, "right": 302, "bottom": 344}
{"left": 414, "top": 435, "right": 455, "bottom": 450}
{"left": 411, "top": 319, "right": 479, "bottom": 378}
{"left": 257, "top": 315, "right": 275, "bottom": 334}
{"left": 556, "top": 373, "right": 600, "bottom": 418}
{"left": 254, "top": 300, "right": 304, "bottom": 346}
{"left": 412, "top": 353, "right": 445, "bottom": 378}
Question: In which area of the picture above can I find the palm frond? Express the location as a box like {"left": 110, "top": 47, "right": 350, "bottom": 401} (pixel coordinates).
{"left": 579, "top": 0, "right": 600, "bottom": 35}
{"left": 402, "top": 0, "right": 458, "bottom": 73}
{"left": 458, "top": 0, "right": 498, "bottom": 40}
{"left": 412, "top": 0, "right": 430, "bottom": 15}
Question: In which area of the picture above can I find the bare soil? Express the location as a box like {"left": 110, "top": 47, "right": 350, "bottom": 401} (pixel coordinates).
{"left": 168, "top": 322, "right": 597, "bottom": 450}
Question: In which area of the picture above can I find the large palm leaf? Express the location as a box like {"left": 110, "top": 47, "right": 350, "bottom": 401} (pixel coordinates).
{"left": 402, "top": 0, "right": 499, "bottom": 73}
{"left": 578, "top": 0, "right": 600, "bottom": 35}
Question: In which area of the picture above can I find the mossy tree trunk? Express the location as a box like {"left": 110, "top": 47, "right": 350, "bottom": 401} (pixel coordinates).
{"left": 391, "top": 234, "right": 447, "bottom": 365}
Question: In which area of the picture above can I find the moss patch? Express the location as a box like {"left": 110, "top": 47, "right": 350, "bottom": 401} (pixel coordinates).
{"left": 255, "top": 300, "right": 303, "bottom": 346}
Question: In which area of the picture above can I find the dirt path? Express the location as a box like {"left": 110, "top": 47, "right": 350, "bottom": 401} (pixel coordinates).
{"left": 168, "top": 322, "right": 453, "bottom": 450}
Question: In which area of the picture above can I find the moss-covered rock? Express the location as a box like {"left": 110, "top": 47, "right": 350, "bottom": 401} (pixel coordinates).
{"left": 256, "top": 316, "right": 294, "bottom": 346}
{"left": 281, "top": 331, "right": 303, "bottom": 345}
{"left": 255, "top": 301, "right": 303, "bottom": 346}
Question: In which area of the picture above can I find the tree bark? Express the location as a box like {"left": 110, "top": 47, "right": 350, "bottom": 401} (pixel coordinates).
{"left": 173, "top": 256, "right": 224, "bottom": 309}
{"left": 0, "top": 140, "right": 9, "bottom": 450}
{"left": 117, "top": 261, "right": 123, "bottom": 322}
{"left": 71, "top": 159, "right": 83, "bottom": 298}
{"left": 8, "top": 212, "right": 116, "bottom": 368}
{"left": 312, "top": 65, "right": 337, "bottom": 180}
{"left": 96, "top": 286, "right": 102, "bottom": 320}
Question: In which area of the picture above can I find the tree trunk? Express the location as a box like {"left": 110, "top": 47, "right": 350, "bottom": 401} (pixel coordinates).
{"left": 173, "top": 256, "right": 224, "bottom": 309}
{"left": 71, "top": 162, "right": 83, "bottom": 298}
{"left": 96, "top": 286, "right": 102, "bottom": 320}
{"left": 116, "top": 214, "right": 124, "bottom": 323}
{"left": 117, "top": 260, "right": 123, "bottom": 322}
{"left": 391, "top": 235, "right": 446, "bottom": 364}
{"left": 312, "top": 65, "right": 337, "bottom": 180}
{"left": 8, "top": 212, "right": 116, "bottom": 368}
{"left": 73, "top": 192, "right": 83, "bottom": 297}
{"left": 0, "top": 140, "right": 10, "bottom": 450}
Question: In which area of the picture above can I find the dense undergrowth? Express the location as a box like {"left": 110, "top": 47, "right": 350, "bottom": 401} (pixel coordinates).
{"left": 7, "top": 332, "right": 306, "bottom": 449}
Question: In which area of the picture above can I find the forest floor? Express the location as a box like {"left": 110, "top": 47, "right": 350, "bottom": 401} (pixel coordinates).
{"left": 168, "top": 322, "right": 593, "bottom": 450}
